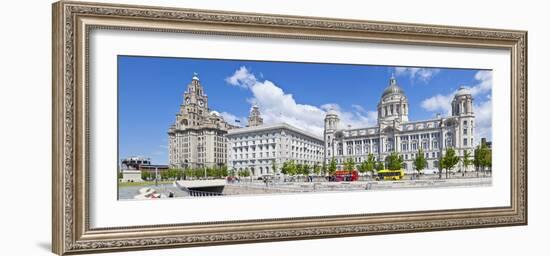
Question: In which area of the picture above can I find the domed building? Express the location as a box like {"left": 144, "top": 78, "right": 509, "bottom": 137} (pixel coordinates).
{"left": 378, "top": 75, "right": 409, "bottom": 124}
{"left": 323, "top": 75, "right": 476, "bottom": 173}
{"left": 168, "top": 73, "right": 238, "bottom": 169}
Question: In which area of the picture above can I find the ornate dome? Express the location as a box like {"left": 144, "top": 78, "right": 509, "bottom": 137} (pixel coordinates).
{"left": 326, "top": 108, "right": 338, "bottom": 116}
{"left": 210, "top": 110, "right": 220, "bottom": 116}
{"left": 455, "top": 86, "right": 471, "bottom": 97}
{"left": 381, "top": 76, "right": 405, "bottom": 98}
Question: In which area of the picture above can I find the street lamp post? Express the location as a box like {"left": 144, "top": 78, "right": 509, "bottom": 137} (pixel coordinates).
{"left": 155, "top": 167, "right": 159, "bottom": 187}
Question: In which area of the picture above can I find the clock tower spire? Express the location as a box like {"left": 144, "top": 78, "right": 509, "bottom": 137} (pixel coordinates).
{"left": 183, "top": 72, "right": 208, "bottom": 110}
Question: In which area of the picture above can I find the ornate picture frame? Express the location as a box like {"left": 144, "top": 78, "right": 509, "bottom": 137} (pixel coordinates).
{"left": 52, "top": 1, "right": 527, "bottom": 255}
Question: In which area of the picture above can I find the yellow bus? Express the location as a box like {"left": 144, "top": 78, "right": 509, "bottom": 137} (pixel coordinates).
{"left": 376, "top": 169, "right": 405, "bottom": 181}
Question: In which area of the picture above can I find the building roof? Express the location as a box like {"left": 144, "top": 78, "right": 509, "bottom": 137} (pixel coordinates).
{"left": 381, "top": 76, "right": 405, "bottom": 98}
{"left": 227, "top": 122, "right": 323, "bottom": 142}
{"left": 455, "top": 86, "right": 471, "bottom": 97}
{"left": 336, "top": 116, "right": 448, "bottom": 136}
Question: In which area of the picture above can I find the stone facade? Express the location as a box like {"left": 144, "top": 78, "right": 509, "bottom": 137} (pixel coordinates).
{"left": 247, "top": 105, "right": 263, "bottom": 127}
{"left": 324, "top": 76, "right": 476, "bottom": 173}
{"left": 168, "top": 73, "right": 237, "bottom": 169}
{"left": 227, "top": 123, "right": 325, "bottom": 177}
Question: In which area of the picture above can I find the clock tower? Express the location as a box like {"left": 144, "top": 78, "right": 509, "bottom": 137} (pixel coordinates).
{"left": 183, "top": 72, "right": 208, "bottom": 112}
{"left": 168, "top": 72, "right": 236, "bottom": 169}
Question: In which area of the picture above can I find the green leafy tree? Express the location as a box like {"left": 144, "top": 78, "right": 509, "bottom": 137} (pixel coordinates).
{"left": 321, "top": 163, "right": 327, "bottom": 176}
{"left": 343, "top": 158, "right": 356, "bottom": 171}
{"left": 301, "top": 164, "right": 311, "bottom": 181}
{"left": 385, "top": 152, "right": 404, "bottom": 170}
{"left": 219, "top": 165, "right": 229, "bottom": 178}
{"left": 303, "top": 164, "right": 311, "bottom": 175}
{"left": 484, "top": 149, "right": 492, "bottom": 174}
{"left": 192, "top": 168, "right": 203, "bottom": 179}
{"left": 141, "top": 171, "right": 151, "bottom": 181}
{"left": 474, "top": 143, "right": 492, "bottom": 176}
{"left": 375, "top": 161, "right": 385, "bottom": 172}
{"left": 313, "top": 163, "right": 321, "bottom": 175}
{"left": 413, "top": 149, "right": 427, "bottom": 177}
{"left": 365, "top": 154, "right": 376, "bottom": 177}
{"left": 296, "top": 164, "right": 304, "bottom": 175}
{"left": 442, "top": 148, "right": 460, "bottom": 179}
{"left": 358, "top": 160, "right": 369, "bottom": 175}
{"left": 118, "top": 170, "right": 123, "bottom": 179}
{"left": 461, "top": 150, "right": 473, "bottom": 176}
{"left": 282, "top": 160, "right": 297, "bottom": 176}
{"left": 240, "top": 169, "right": 249, "bottom": 177}
{"left": 328, "top": 157, "right": 337, "bottom": 175}
{"left": 239, "top": 168, "right": 251, "bottom": 182}
{"left": 437, "top": 154, "right": 443, "bottom": 179}
{"left": 271, "top": 160, "right": 277, "bottom": 174}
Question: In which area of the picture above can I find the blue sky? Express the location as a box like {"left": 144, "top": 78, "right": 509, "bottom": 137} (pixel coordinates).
{"left": 118, "top": 56, "right": 492, "bottom": 165}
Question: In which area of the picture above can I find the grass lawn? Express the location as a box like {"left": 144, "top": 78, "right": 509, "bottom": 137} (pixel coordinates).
{"left": 118, "top": 180, "right": 173, "bottom": 187}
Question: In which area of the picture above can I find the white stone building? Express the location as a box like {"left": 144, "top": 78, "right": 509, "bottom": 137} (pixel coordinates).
{"left": 324, "top": 75, "right": 476, "bottom": 173}
{"left": 227, "top": 108, "right": 324, "bottom": 177}
{"left": 168, "top": 73, "right": 237, "bottom": 169}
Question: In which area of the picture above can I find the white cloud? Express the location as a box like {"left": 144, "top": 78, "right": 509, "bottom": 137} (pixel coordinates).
{"left": 473, "top": 98, "right": 492, "bottom": 142}
{"left": 225, "top": 66, "right": 377, "bottom": 136}
{"left": 225, "top": 66, "right": 257, "bottom": 88}
{"left": 219, "top": 111, "right": 246, "bottom": 127}
{"left": 420, "top": 70, "right": 492, "bottom": 115}
{"left": 420, "top": 70, "right": 493, "bottom": 141}
{"left": 395, "top": 67, "right": 440, "bottom": 82}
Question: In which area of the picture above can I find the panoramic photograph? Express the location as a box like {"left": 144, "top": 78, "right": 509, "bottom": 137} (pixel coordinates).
{"left": 117, "top": 56, "right": 493, "bottom": 200}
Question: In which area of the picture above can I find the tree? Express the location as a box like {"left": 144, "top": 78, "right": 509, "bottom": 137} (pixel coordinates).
{"left": 313, "top": 163, "right": 322, "bottom": 175}
{"left": 328, "top": 157, "right": 337, "bottom": 175}
{"left": 239, "top": 168, "right": 251, "bottom": 181}
{"left": 301, "top": 164, "right": 311, "bottom": 181}
{"left": 437, "top": 154, "right": 443, "bottom": 179}
{"left": 295, "top": 163, "right": 305, "bottom": 181}
{"left": 461, "top": 150, "right": 473, "bottom": 176}
{"left": 219, "top": 165, "right": 229, "bottom": 178}
{"left": 375, "top": 161, "right": 385, "bottom": 172}
{"left": 141, "top": 171, "right": 151, "bottom": 181}
{"left": 343, "top": 158, "right": 355, "bottom": 171}
{"left": 271, "top": 160, "right": 277, "bottom": 174}
{"left": 385, "top": 152, "right": 403, "bottom": 170}
{"left": 282, "top": 160, "right": 297, "bottom": 176}
{"left": 206, "top": 167, "right": 216, "bottom": 178}
{"left": 164, "top": 168, "right": 184, "bottom": 180}
{"left": 357, "top": 160, "right": 369, "bottom": 175}
{"left": 413, "top": 149, "right": 427, "bottom": 177}
{"left": 441, "top": 148, "right": 459, "bottom": 179}
{"left": 118, "top": 170, "right": 123, "bottom": 180}
{"left": 365, "top": 153, "right": 376, "bottom": 177}
{"left": 474, "top": 143, "right": 492, "bottom": 176}
{"left": 484, "top": 149, "right": 492, "bottom": 174}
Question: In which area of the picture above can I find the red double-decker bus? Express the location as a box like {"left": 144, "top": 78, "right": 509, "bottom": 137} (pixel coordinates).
{"left": 334, "top": 170, "right": 359, "bottom": 182}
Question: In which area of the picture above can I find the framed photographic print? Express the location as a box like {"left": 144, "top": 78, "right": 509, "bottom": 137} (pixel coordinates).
{"left": 52, "top": 1, "right": 527, "bottom": 255}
